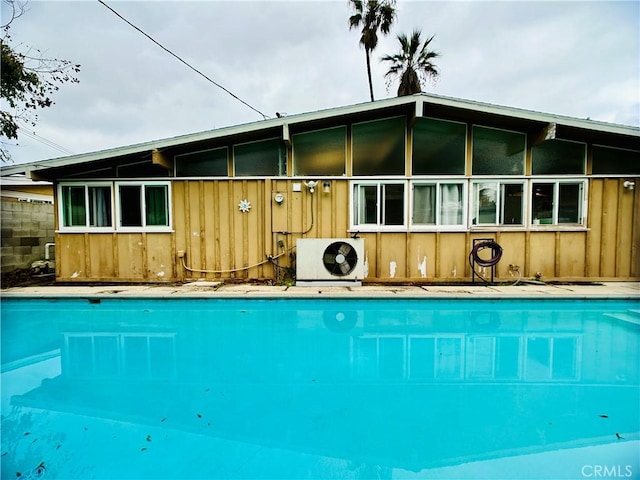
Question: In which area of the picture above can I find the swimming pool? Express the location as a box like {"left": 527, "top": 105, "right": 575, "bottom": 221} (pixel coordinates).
{"left": 1, "top": 297, "right": 639, "bottom": 479}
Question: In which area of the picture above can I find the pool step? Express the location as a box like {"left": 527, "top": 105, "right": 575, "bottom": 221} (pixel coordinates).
{"left": 605, "top": 310, "right": 640, "bottom": 326}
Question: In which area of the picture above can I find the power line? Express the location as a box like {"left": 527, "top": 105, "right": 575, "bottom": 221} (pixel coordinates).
{"left": 17, "top": 124, "right": 75, "bottom": 155}
{"left": 97, "top": 0, "right": 269, "bottom": 120}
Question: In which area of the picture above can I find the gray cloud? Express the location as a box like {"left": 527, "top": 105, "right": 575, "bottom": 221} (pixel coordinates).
{"left": 3, "top": 0, "right": 638, "bottom": 164}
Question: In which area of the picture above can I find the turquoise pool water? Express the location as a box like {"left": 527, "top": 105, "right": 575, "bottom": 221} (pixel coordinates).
{"left": 1, "top": 298, "right": 639, "bottom": 479}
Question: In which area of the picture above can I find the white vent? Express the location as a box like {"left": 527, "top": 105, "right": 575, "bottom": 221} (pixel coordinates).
{"left": 296, "top": 238, "right": 365, "bottom": 286}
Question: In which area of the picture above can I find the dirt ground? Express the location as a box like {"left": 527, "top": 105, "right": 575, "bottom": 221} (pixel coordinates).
{"left": 1, "top": 268, "right": 55, "bottom": 289}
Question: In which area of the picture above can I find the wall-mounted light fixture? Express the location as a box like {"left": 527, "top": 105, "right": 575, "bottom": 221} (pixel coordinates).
{"left": 623, "top": 180, "right": 635, "bottom": 190}
{"left": 323, "top": 181, "right": 331, "bottom": 194}
{"left": 304, "top": 180, "right": 318, "bottom": 193}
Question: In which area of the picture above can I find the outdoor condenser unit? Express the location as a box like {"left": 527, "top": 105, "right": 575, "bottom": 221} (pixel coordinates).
{"left": 296, "top": 238, "right": 365, "bottom": 286}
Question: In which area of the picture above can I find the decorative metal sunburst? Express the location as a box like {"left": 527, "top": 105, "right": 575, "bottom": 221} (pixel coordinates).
{"left": 238, "top": 199, "right": 251, "bottom": 213}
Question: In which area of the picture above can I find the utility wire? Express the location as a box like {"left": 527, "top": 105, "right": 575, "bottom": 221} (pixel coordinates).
{"left": 17, "top": 124, "right": 75, "bottom": 155}
{"left": 97, "top": 0, "right": 269, "bottom": 120}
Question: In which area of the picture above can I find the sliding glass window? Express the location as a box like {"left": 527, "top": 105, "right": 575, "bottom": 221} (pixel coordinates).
{"left": 59, "top": 183, "right": 113, "bottom": 230}
{"left": 116, "top": 182, "right": 171, "bottom": 230}
{"left": 352, "top": 181, "right": 406, "bottom": 228}
{"left": 471, "top": 181, "right": 524, "bottom": 226}
{"left": 412, "top": 182, "right": 466, "bottom": 228}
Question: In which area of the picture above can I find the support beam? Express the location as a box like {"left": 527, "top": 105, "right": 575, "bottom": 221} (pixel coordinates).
{"left": 282, "top": 123, "right": 291, "bottom": 147}
{"left": 410, "top": 98, "right": 424, "bottom": 128}
{"left": 531, "top": 122, "right": 557, "bottom": 146}
{"left": 152, "top": 149, "right": 173, "bottom": 171}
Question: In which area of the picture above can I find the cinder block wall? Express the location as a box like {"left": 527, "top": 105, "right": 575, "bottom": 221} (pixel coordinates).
{"left": 1, "top": 197, "right": 55, "bottom": 274}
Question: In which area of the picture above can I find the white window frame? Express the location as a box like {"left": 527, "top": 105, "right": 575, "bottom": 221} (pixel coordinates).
{"left": 470, "top": 179, "right": 526, "bottom": 227}
{"left": 530, "top": 178, "right": 587, "bottom": 228}
{"left": 410, "top": 180, "right": 467, "bottom": 231}
{"left": 57, "top": 182, "right": 114, "bottom": 232}
{"left": 115, "top": 181, "right": 172, "bottom": 232}
{"left": 351, "top": 180, "right": 408, "bottom": 231}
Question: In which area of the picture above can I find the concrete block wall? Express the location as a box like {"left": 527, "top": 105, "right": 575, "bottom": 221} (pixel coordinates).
{"left": 1, "top": 197, "right": 55, "bottom": 273}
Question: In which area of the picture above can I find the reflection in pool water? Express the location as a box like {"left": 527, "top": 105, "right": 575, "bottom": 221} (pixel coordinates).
{"left": 1, "top": 298, "right": 639, "bottom": 479}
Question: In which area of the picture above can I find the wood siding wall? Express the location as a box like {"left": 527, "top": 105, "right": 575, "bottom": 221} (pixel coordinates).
{"left": 55, "top": 177, "right": 639, "bottom": 283}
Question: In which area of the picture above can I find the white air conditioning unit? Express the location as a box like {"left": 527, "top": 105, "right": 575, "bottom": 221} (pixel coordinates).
{"left": 296, "top": 238, "right": 365, "bottom": 286}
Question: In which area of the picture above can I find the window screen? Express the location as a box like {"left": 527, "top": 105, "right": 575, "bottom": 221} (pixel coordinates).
{"left": 353, "top": 117, "right": 406, "bottom": 176}
{"left": 119, "top": 185, "right": 143, "bottom": 227}
{"left": 412, "top": 117, "right": 466, "bottom": 175}
{"left": 293, "top": 126, "right": 346, "bottom": 175}
{"left": 62, "top": 185, "right": 86, "bottom": 227}
{"left": 175, "top": 147, "right": 228, "bottom": 176}
{"left": 532, "top": 140, "right": 585, "bottom": 175}
{"left": 592, "top": 145, "right": 640, "bottom": 174}
{"left": 234, "top": 138, "right": 286, "bottom": 176}
{"left": 472, "top": 126, "right": 525, "bottom": 175}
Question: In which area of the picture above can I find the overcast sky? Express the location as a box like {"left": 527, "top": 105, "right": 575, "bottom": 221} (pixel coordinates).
{"left": 2, "top": 0, "right": 638, "bottom": 165}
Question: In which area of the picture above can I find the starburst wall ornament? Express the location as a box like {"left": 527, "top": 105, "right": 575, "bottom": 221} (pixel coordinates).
{"left": 238, "top": 199, "right": 251, "bottom": 213}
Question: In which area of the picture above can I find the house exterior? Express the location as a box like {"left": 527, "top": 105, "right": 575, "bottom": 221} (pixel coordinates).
{"left": 1, "top": 94, "right": 638, "bottom": 284}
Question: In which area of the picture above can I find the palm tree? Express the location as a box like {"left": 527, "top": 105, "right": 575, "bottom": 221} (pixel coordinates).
{"left": 381, "top": 29, "right": 440, "bottom": 97}
{"left": 348, "top": 0, "right": 396, "bottom": 102}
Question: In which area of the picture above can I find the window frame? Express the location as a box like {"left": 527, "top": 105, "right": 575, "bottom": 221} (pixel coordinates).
{"left": 292, "top": 125, "right": 347, "bottom": 176}
{"left": 351, "top": 116, "right": 407, "bottom": 176}
{"left": 410, "top": 180, "right": 468, "bottom": 231}
{"left": 470, "top": 179, "right": 527, "bottom": 227}
{"left": 351, "top": 180, "right": 408, "bottom": 231}
{"left": 411, "top": 117, "right": 467, "bottom": 175}
{"left": 471, "top": 125, "right": 527, "bottom": 176}
{"left": 57, "top": 182, "right": 114, "bottom": 232}
{"left": 232, "top": 137, "right": 287, "bottom": 177}
{"left": 530, "top": 178, "right": 587, "bottom": 228}
{"left": 115, "top": 181, "right": 172, "bottom": 232}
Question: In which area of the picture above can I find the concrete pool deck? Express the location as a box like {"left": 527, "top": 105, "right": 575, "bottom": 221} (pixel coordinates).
{"left": 1, "top": 281, "right": 639, "bottom": 299}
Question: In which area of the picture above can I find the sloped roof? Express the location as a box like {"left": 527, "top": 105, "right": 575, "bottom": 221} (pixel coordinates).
{"left": 1, "top": 93, "right": 638, "bottom": 179}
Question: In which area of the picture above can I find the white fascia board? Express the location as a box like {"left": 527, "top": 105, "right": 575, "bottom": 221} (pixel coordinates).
{"left": 420, "top": 93, "right": 640, "bottom": 136}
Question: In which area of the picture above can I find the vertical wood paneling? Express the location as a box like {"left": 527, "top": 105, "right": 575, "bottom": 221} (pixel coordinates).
{"left": 379, "top": 233, "right": 406, "bottom": 279}
{"left": 217, "top": 182, "right": 231, "bottom": 273}
{"left": 599, "top": 179, "right": 619, "bottom": 277}
{"left": 55, "top": 177, "right": 639, "bottom": 282}
{"left": 117, "top": 234, "right": 144, "bottom": 279}
{"left": 616, "top": 180, "right": 634, "bottom": 277}
{"left": 407, "top": 234, "right": 436, "bottom": 279}
{"left": 586, "top": 179, "right": 603, "bottom": 277}
{"left": 438, "top": 233, "right": 467, "bottom": 279}
{"left": 528, "top": 233, "right": 556, "bottom": 280}
{"left": 494, "top": 233, "right": 526, "bottom": 278}
{"left": 88, "top": 234, "right": 115, "bottom": 278}
{"left": 145, "top": 233, "right": 172, "bottom": 280}
{"left": 57, "top": 234, "right": 86, "bottom": 279}
{"left": 557, "top": 232, "right": 587, "bottom": 278}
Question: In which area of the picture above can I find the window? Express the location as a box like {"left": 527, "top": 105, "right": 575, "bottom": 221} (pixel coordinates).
{"left": 592, "top": 145, "right": 640, "bottom": 175}
{"left": 116, "top": 182, "right": 171, "bottom": 230}
{"left": 472, "top": 126, "right": 525, "bottom": 175}
{"left": 293, "top": 126, "right": 346, "bottom": 175}
{"left": 59, "top": 183, "right": 112, "bottom": 229}
{"left": 412, "top": 181, "right": 465, "bottom": 227}
{"left": 532, "top": 139, "right": 585, "bottom": 175}
{"left": 471, "top": 181, "right": 524, "bottom": 225}
{"left": 352, "top": 182, "right": 406, "bottom": 228}
{"left": 352, "top": 117, "right": 406, "bottom": 176}
{"left": 531, "top": 181, "right": 584, "bottom": 225}
{"left": 175, "top": 147, "right": 228, "bottom": 176}
{"left": 412, "top": 117, "right": 466, "bottom": 175}
{"left": 233, "top": 138, "right": 286, "bottom": 176}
